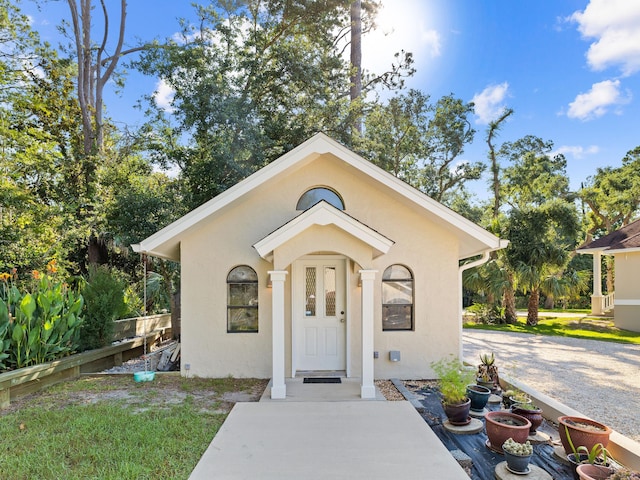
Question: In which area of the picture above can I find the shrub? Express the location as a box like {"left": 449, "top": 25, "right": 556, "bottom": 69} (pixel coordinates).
{"left": 80, "top": 266, "right": 127, "bottom": 351}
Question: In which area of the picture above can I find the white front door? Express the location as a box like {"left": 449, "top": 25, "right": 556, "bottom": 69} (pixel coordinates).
{"left": 294, "top": 257, "right": 346, "bottom": 372}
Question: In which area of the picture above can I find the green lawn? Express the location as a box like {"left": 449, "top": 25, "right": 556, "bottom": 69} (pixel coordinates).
{"left": 0, "top": 375, "right": 268, "bottom": 480}
{"left": 464, "top": 315, "right": 640, "bottom": 344}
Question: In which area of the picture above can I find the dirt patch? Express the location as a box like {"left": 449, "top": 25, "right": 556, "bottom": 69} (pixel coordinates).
{"left": 0, "top": 374, "right": 270, "bottom": 416}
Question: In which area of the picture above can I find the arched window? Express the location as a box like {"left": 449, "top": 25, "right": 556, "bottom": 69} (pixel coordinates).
{"left": 296, "top": 187, "right": 345, "bottom": 210}
{"left": 382, "top": 265, "right": 414, "bottom": 331}
{"left": 227, "top": 266, "right": 258, "bottom": 333}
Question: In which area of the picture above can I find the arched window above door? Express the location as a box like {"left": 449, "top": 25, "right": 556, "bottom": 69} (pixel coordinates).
{"left": 296, "top": 187, "right": 345, "bottom": 211}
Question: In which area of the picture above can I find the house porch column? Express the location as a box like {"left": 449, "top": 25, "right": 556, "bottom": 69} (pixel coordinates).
{"left": 269, "top": 270, "right": 288, "bottom": 399}
{"left": 359, "top": 269, "right": 377, "bottom": 399}
{"left": 591, "top": 252, "right": 603, "bottom": 315}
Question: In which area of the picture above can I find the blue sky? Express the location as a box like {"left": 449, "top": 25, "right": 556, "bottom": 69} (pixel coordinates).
{"left": 26, "top": 0, "right": 640, "bottom": 201}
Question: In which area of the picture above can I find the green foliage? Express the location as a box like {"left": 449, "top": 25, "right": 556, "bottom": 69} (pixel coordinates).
{"left": 0, "top": 264, "right": 84, "bottom": 370}
{"left": 431, "top": 356, "right": 474, "bottom": 405}
{"left": 79, "top": 266, "right": 127, "bottom": 351}
{"left": 466, "top": 303, "right": 503, "bottom": 324}
{"left": 361, "top": 90, "right": 481, "bottom": 205}
{"left": 463, "top": 317, "right": 640, "bottom": 344}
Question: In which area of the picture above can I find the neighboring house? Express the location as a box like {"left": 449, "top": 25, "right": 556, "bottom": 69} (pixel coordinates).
{"left": 577, "top": 218, "right": 640, "bottom": 332}
{"left": 134, "top": 134, "right": 506, "bottom": 398}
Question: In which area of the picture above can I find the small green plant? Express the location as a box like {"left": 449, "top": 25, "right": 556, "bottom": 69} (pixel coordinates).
{"left": 477, "top": 351, "right": 499, "bottom": 387}
{"left": 512, "top": 402, "right": 539, "bottom": 411}
{"left": 564, "top": 424, "right": 609, "bottom": 465}
{"left": 503, "top": 438, "right": 533, "bottom": 456}
{"left": 479, "top": 352, "right": 495, "bottom": 366}
{"left": 607, "top": 469, "right": 640, "bottom": 479}
{"left": 431, "top": 356, "right": 474, "bottom": 405}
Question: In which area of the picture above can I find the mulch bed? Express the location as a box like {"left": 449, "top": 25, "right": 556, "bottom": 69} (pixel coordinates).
{"left": 402, "top": 381, "right": 576, "bottom": 480}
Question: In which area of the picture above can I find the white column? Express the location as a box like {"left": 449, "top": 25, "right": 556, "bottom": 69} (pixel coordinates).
{"left": 591, "top": 252, "right": 603, "bottom": 315}
{"left": 269, "top": 270, "right": 288, "bottom": 399}
{"left": 359, "top": 269, "right": 377, "bottom": 399}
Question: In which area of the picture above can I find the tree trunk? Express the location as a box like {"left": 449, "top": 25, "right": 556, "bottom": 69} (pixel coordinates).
{"left": 526, "top": 289, "right": 539, "bottom": 326}
{"left": 350, "top": 0, "right": 362, "bottom": 136}
{"left": 486, "top": 108, "right": 513, "bottom": 218}
{"left": 544, "top": 295, "right": 555, "bottom": 309}
{"left": 503, "top": 277, "right": 517, "bottom": 324}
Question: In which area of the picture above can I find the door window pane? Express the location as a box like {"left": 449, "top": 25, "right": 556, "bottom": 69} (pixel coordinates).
{"left": 324, "top": 266, "right": 336, "bottom": 316}
{"left": 305, "top": 267, "right": 316, "bottom": 316}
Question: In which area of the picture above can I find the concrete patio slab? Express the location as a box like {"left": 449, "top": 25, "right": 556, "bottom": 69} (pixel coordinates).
{"left": 189, "top": 400, "right": 470, "bottom": 479}
{"left": 258, "top": 377, "right": 386, "bottom": 402}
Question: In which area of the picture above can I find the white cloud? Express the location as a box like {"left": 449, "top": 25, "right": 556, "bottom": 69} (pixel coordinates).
{"left": 153, "top": 79, "right": 175, "bottom": 113}
{"left": 566, "top": 79, "right": 631, "bottom": 120}
{"left": 471, "top": 83, "right": 510, "bottom": 124}
{"left": 570, "top": 0, "right": 640, "bottom": 75}
{"left": 553, "top": 145, "right": 600, "bottom": 159}
{"left": 362, "top": 0, "right": 442, "bottom": 75}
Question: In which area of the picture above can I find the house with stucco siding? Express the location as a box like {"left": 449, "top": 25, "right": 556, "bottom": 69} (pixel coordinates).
{"left": 578, "top": 218, "right": 640, "bottom": 332}
{"left": 134, "top": 133, "right": 506, "bottom": 399}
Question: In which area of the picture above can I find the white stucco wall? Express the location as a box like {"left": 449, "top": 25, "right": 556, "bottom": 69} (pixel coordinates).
{"left": 614, "top": 252, "right": 640, "bottom": 332}
{"left": 179, "top": 153, "right": 463, "bottom": 379}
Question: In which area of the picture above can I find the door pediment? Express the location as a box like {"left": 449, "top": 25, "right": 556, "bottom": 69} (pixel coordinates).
{"left": 253, "top": 201, "right": 394, "bottom": 268}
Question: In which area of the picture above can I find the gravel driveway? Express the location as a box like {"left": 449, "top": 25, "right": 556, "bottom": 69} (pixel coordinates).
{"left": 463, "top": 330, "right": 640, "bottom": 443}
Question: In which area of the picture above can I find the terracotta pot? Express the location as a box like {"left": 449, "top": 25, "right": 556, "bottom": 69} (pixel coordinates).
{"left": 443, "top": 398, "right": 471, "bottom": 426}
{"left": 558, "top": 416, "right": 612, "bottom": 456}
{"left": 511, "top": 404, "right": 543, "bottom": 434}
{"left": 575, "top": 464, "right": 614, "bottom": 480}
{"left": 467, "top": 384, "right": 491, "bottom": 412}
{"left": 485, "top": 411, "right": 531, "bottom": 453}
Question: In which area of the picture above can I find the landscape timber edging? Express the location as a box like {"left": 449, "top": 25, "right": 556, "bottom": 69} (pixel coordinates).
{"left": 0, "top": 329, "right": 167, "bottom": 409}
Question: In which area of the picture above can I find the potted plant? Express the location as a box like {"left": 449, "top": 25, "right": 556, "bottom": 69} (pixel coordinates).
{"left": 564, "top": 423, "right": 611, "bottom": 480}
{"left": 466, "top": 384, "right": 491, "bottom": 412}
{"left": 502, "top": 389, "right": 531, "bottom": 409}
{"left": 432, "top": 357, "right": 474, "bottom": 426}
{"left": 477, "top": 352, "right": 499, "bottom": 391}
{"left": 559, "top": 416, "right": 613, "bottom": 456}
{"left": 485, "top": 411, "right": 531, "bottom": 453}
{"left": 576, "top": 464, "right": 615, "bottom": 480}
{"left": 606, "top": 469, "right": 640, "bottom": 479}
{"left": 502, "top": 437, "right": 533, "bottom": 474}
{"left": 511, "top": 402, "right": 544, "bottom": 434}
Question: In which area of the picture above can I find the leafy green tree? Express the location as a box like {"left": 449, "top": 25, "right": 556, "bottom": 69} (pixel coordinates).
{"left": 135, "top": 0, "right": 412, "bottom": 209}
{"left": 361, "top": 90, "right": 480, "bottom": 205}
{"left": 420, "top": 94, "right": 480, "bottom": 203}
{"left": 499, "top": 137, "right": 582, "bottom": 325}
{"left": 579, "top": 146, "right": 640, "bottom": 292}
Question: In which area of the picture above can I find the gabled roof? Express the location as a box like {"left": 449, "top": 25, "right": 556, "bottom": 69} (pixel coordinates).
{"left": 577, "top": 218, "right": 640, "bottom": 254}
{"left": 133, "top": 133, "right": 506, "bottom": 261}
{"left": 253, "top": 200, "right": 394, "bottom": 263}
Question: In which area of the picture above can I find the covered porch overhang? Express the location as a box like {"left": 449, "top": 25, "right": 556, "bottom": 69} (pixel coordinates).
{"left": 252, "top": 201, "right": 394, "bottom": 400}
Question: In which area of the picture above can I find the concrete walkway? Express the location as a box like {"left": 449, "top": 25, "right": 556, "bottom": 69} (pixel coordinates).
{"left": 189, "top": 378, "right": 469, "bottom": 479}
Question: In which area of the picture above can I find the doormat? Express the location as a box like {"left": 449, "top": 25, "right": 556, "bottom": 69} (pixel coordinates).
{"left": 303, "top": 377, "right": 342, "bottom": 384}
